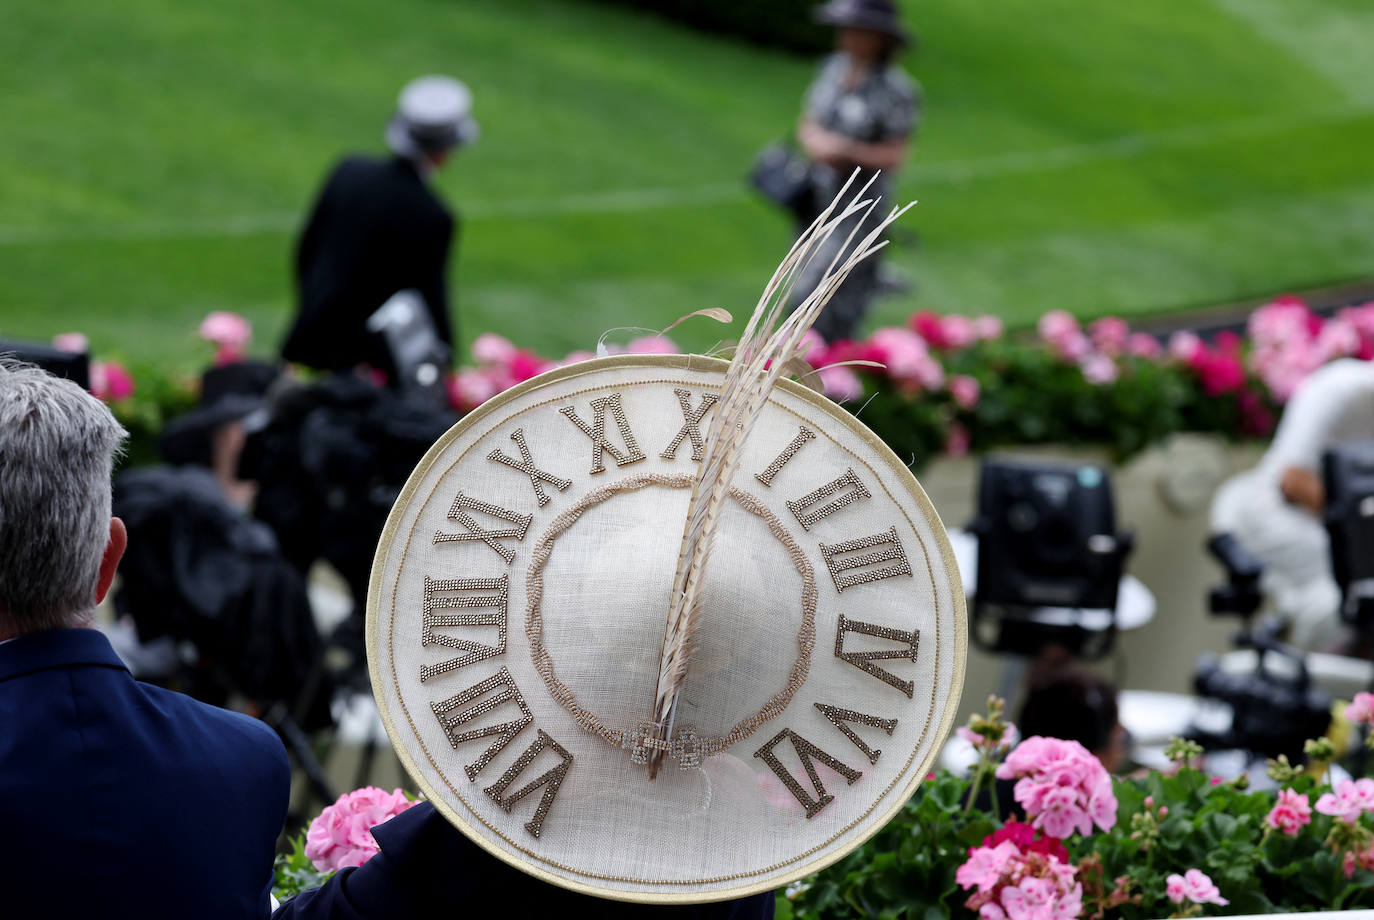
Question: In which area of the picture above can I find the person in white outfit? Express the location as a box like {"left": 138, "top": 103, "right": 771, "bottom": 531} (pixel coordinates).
{"left": 1211, "top": 359, "right": 1374, "bottom": 649}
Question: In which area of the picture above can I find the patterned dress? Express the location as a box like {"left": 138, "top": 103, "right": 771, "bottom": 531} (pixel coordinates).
{"left": 795, "top": 51, "right": 919, "bottom": 343}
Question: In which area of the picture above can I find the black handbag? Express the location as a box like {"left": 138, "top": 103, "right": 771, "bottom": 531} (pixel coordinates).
{"left": 750, "top": 143, "right": 816, "bottom": 214}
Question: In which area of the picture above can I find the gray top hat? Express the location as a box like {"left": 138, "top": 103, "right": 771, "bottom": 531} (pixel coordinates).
{"left": 815, "top": 0, "right": 910, "bottom": 45}
{"left": 385, "top": 75, "right": 480, "bottom": 160}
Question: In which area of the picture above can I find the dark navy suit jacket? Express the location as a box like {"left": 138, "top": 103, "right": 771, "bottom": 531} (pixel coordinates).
{"left": 0, "top": 628, "right": 290, "bottom": 919}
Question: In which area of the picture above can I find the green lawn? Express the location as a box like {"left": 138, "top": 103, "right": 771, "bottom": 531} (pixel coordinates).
{"left": 2, "top": 0, "right": 1373, "bottom": 366}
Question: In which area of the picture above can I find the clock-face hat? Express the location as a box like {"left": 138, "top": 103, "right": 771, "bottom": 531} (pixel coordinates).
{"left": 367, "top": 181, "right": 966, "bottom": 903}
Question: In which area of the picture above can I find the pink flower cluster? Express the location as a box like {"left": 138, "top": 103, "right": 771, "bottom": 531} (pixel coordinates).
{"left": 448, "top": 332, "right": 686, "bottom": 412}
{"left": 1315, "top": 778, "right": 1374, "bottom": 824}
{"left": 1037, "top": 311, "right": 1130, "bottom": 385}
{"left": 52, "top": 333, "right": 136, "bottom": 402}
{"left": 804, "top": 313, "right": 998, "bottom": 417}
{"left": 957, "top": 828, "right": 1082, "bottom": 920}
{"left": 199, "top": 311, "right": 253, "bottom": 365}
{"left": 1346, "top": 691, "right": 1374, "bottom": 726}
{"left": 304, "top": 786, "right": 420, "bottom": 873}
{"left": 996, "top": 737, "right": 1117, "bottom": 838}
{"left": 1342, "top": 841, "right": 1374, "bottom": 879}
{"left": 1165, "top": 869, "right": 1228, "bottom": 906}
{"left": 89, "top": 360, "right": 136, "bottom": 402}
{"left": 1247, "top": 297, "right": 1374, "bottom": 402}
{"left": 1266, "top": 788, "right": 1312, "bottom": 836}
{"left": 910, "top": 310, "right": 1002, "bottom": 350}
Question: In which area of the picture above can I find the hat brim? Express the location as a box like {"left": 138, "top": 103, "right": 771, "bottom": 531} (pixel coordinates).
{"left": 367, "top": 353, "right": 966, "bottom": 904}
{"left": 158, "top": 394, "right": 264, "bottom": 465}
{"left": 386, "top": 115, "right": 480, "bottom": 160}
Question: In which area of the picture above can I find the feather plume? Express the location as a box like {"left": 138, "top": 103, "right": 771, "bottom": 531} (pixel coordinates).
{"left": 645, "top": 173, "right": 915, "bottom": 777}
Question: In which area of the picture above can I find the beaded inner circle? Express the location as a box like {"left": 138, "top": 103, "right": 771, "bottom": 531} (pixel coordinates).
{"left": 525, "top": 472, "right": 818, "bottom": 759}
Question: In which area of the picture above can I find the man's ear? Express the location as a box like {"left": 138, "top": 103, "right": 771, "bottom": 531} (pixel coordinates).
{"left": 95, "top": 517, "right": 128, "bottom": 606}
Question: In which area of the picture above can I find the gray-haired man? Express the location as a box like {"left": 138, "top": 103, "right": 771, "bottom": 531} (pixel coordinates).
{"left": 0, "top": 360, "right": 291, "bottom": 919}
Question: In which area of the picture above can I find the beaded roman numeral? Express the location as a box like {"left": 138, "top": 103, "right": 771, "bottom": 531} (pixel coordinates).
{"left": 786, "top": 468, "right": 871, "bottom": 530}
{"left": 820, "top": 526, "right": 913, "bottom": 592}
{"left": 419, "top": 575, "right": 509, "bottom": 683}
{"left": 488, "top": 428, "right": 571, "bottom": 507}
{"left": 560, "top": 392, "right": 646, "bottom": 474}
{"left": 814, "top": 703, "right": 898, "bottom": 765}
{"left": 834, "top": 613, "right": 920, "bottom": 698}
{"left": 660, "top": 389, "right": 719, "bottom": 461}
{"left": 430, "top": 668, "right": 533, "bottom": 781}
{"left": 483, "top": 729, "right": 574, "bottom": 839}
{"left": 754, "top": 728, "right": 862, "bottom": 819}
{"left": 433, "top": 491, "right": 533, "bottom": 565}
{"left": 755, "top": 425, "right": 817, "bottom": 487}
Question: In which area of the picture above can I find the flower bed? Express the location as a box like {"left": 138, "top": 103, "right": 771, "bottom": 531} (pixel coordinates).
{"left": 778, "top": 695, "right": 1374, "bottom": 919}
{"left": 55, "top": 295, "right": 1374, "bottom": 471}
{"left": 272, "top": 694, "right": 1374, "bottom": 915}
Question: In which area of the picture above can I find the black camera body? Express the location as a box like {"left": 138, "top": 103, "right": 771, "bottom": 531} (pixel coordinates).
{"left": 1191, "top": 634, "right": 1332, "bottom": 760}
{"left": 1206, "top": 532, "right": 1265, "bottom": 618}
{"left": 0, "top": 338, "right": 90, "bottom": 390}
{"left": 971, "top": 457, "right": 1131, "bottom": 610}
{"left": 1323, "top": 439, "right": 1374, "bottom": 628}
{"left": 967, "top": 457, "right": 1133, "bottom": 659}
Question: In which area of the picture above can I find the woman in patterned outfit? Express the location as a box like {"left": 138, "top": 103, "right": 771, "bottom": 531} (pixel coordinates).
{"left": 794, "top": 0, "right": 919, "bottom": 343}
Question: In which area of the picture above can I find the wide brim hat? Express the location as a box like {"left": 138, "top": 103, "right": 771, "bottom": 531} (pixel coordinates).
{"left": 815, "top": 0, "right": 911, "bottom": 46}
{"left": 366, "top": 188, "right": 965, "bottom": 903}
{"left": 158, "top": 360, "right": 279, "bottom": 466}
{"left": 386, "top": 75, "right": 480, "bottom": 159}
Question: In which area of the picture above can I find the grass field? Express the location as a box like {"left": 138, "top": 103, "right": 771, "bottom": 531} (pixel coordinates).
{"left": 2, "top": 0, "right": 1373, "bottom": 365}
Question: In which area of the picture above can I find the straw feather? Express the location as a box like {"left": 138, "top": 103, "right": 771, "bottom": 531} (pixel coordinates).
{"left": 645, "top": 173, "right": 915, "bottom": 777}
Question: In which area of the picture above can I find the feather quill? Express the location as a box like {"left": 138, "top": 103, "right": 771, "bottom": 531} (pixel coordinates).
{"left": 645, "top": 173, "right": 915, "bottom": 777}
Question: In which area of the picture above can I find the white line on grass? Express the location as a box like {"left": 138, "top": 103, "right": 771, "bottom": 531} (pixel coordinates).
{"left": 1, "top": 102, "right": 1368, "bottom": 246}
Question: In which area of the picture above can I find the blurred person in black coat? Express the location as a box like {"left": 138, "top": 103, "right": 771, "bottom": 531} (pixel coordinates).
{"left": 282, "top": 76, "right": 478, "bottom": 373}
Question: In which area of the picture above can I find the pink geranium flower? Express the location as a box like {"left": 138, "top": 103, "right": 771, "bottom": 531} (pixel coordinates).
{"left": 1089, "top": 317, "right": 1130, "bottom": 357}
{"left": 1315, "top": 778, "right": 1374, "bottom": 823}
{"left": 1038, "top": 310, "right": 1079, "bottom": 345}
{"left": 1126, "top": 333, "right": 1162, "bottom": 359}
{"left": 1266, "top": 788, "right": 1312, "bottom": 836}
{"left": 447, "top": 367, "right": 501, "bottom": 412}
{"left": 1189, "top": 346, "right": 1246, "bottom": 396}
{"left": 1079, "top": 353, "right": 1118, "bottom": 386}
{"left": 1168, "top": 330, "right": 1202, "bottom": 362}
{"left": 304, "top": 787, "right": 419, "bottom": 874}
{"left": 89, "top": 360, "right": 135, "bottom": 402}
{"left": 957, "top": 838, "right": 1082, "bottom": 920}
{"left": 956, "top": 840, "right": 1021, "bottom": 893}
{"left": 909, "top": 311, "right": 976, "bottom": 350}
{"left": 869, "top": 327, "right": 944, "bottom": 392}
{"left": 1165, "top": 869, "right": 1228, "bottom": 906}
{"left": 626, "top": 334, "right": 680, "bottom": 355}
{"left": 818, "top": 364, "right": 864, "bottom": 402}
{"left": 1345, "top": 691, "right": 1374, "bottom": 726}
{"left": 974, "top": 315, "right": 1005, "bottom": 341}
{"left": 996, "top": 736, "right": 1117, "bottom": 837}
{"left": 940, "top": 314, "right": 979, "bottom": 350}
{"left": 949, "top": 374, "right": 981, "bottom": 410}
{"left": 470, "top": 332, "right": 518, "bottom": 366}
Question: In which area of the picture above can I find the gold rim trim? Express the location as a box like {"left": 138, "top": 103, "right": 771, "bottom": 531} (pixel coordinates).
{"left": 366, "top": 353, "right": 968, "bottom": 904}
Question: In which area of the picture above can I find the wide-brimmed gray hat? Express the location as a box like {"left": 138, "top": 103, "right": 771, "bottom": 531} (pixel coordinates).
{"left": 815, "top": 0, "right": 910, "bottom": 46}
{"left": 385, "top": 75, "right": 480, "bottom": 160}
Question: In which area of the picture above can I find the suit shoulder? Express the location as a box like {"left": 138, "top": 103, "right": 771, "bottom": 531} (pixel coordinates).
{"left": 140, "top": 682, "right": 287, "bottom": 766}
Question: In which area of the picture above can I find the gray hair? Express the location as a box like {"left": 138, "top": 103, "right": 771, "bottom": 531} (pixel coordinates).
{"left": 0, "top": 359, "right": 127, "bottom": 634}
